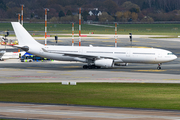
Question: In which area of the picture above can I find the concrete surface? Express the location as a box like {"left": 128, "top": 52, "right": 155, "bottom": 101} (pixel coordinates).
{"left": 0, "top": 103, "right": 180, "bottom": 120}
{"left": 0, "top": 36, "right": 180, "bottom": 120}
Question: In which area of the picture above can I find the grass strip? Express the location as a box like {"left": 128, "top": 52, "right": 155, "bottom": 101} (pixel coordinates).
{"left": 1, "top": 23, "right": 180, "bottom": 35}
{"left": 0, "top": 83, "right": 180, "bottom": 110}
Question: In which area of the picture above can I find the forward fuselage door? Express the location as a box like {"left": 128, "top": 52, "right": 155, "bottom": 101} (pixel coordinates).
{"left": 157, "top": 52, "right": 163, "bottom": 62}
{"left": 158, "top": 52, "right": 162, "bottom": 58}
{"left": 126, "top": 50, "right": 131, "bottom": 62}
{"left": 126, "top": 50, "right": 131, "bottom": 57}
{"left": 79, "top": 48, "right": 84, "bottom": 53}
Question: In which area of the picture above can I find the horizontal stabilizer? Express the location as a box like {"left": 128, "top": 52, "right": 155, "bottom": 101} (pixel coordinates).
{"left": 14, "top": 45, "right": 29, "bottom": 51}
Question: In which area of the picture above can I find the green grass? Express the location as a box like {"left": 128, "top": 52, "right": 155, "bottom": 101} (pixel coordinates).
{"left": 0, "top": 119, "right": 13, "bottom": 120}
{"left": 0, "top": 23, "right": 180, "bottom": 36}
{"left": 0, "top": 118, "right": 14, "bottom": 120}
{"left": 0, "top": 83, "right": 180, "bottom": 110}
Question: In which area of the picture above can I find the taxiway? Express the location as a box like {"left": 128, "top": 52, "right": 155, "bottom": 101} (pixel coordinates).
{"left": 0, "top": 36, "right": 180, "bottom": 120}
{"left": 0, "top": 102, "right": 180, "bottom": 120}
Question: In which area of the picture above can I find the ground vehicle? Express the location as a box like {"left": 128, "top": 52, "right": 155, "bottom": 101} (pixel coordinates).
{"left": 21, "top": 52, "right": 50, "bottom": 62}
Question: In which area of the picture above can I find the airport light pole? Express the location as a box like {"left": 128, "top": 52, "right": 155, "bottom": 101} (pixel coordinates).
{"left": 17, "top": 13, "right": 20, "bottom": 23}
{"left": 115, "top": 23, "right": 117, "bottom": 47}
{"left": 44, "top": 8, "right": 49, "bottom": 46}
{"left": 20, "top": 4, "right": 24, "bottom": 26}
{"left": 72, "top": 23, "right": 74, "bottom": 46}
{"left": 79, "top": 8, "right": 81, "bottom": 46}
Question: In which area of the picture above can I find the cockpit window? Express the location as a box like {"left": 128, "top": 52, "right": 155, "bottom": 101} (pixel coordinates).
{"left": 167, "top": 53, "right": 174, "bottom": 55}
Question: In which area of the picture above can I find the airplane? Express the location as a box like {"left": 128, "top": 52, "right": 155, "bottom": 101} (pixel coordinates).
{"left": 0, "top": 36, "right": 4, "bottom": 40}
{"left": 0, "top": 36, "right": 6, "bottom": 44}
{"left": 0, "top": 51, "right": 25, "bottom": 61}
{"left": 11, "top": 22, "right": 177, "bottom": 70}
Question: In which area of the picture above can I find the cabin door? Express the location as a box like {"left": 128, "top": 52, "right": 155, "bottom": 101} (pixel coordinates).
{"left": 126, "top": 51, "right": 131, "bottom": 57}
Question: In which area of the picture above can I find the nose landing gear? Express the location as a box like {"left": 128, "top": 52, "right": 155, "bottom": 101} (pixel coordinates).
{"left": 83, "top": 65, "right": 101, "bottom": 69}
{"left": 157, "top": 63, "right": 162, "bottom": 70}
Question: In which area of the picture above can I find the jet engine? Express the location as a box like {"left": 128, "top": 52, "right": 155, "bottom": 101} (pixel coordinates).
{"left": 94, "top": 59, "right": 114, "bottom": 68}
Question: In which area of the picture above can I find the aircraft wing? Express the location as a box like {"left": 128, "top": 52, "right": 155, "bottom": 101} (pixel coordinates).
{"left": 42, "top": 48, "right": 120, "bottom": 60}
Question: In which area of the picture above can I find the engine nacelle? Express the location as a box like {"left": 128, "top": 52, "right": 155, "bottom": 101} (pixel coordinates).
{"left": 114, "top": 63, "right": 128, "bottom": 66}
{"left": 94, "top": 59, "right": 114, "bottom": 68}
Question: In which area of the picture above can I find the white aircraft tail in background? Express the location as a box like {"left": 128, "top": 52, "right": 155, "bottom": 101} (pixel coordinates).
{"left": 11, "top": 22, "right": 177, "bottom": 70}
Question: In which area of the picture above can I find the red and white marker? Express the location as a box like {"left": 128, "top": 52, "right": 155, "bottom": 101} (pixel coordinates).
{"left": 72, "top": 23, "right": 74, "bottom": 46}
{"left": 21, "top": 5, "right": 24, "bottom": 26}
{"left": 44, "top": 8, "right": 49, "bottom": 46}
{"left": 115, "top": 23, "right": 117, "bottom": 47}
{"left": 18, "top": 13, "right": 20, "bottom": 23}
{"left": 79, "top": 8, "right": 81, "bottom": 46}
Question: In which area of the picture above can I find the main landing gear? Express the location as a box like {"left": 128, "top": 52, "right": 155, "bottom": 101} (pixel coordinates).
{"left": 83, "top": 65, "right": 101, "bottom": 69}
{"left": 157, "top": 63, "right": 162, "bottom": 70}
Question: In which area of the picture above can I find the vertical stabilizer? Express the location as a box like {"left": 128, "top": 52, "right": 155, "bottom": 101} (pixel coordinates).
{"left": 11, "top": 22, "right": 42, "bottom": 46}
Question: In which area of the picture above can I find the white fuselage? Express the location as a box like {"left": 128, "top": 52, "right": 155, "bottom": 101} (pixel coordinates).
{"left": 27, "top": 45, "right": 177, "bottom": 64}
{"left": 11, "top": 22, "right": 177, "bottom": 68}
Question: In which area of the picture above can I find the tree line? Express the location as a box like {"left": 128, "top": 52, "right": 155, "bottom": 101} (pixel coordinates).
{"left": 0, "top": 0, "right": 180, "bottom": 22}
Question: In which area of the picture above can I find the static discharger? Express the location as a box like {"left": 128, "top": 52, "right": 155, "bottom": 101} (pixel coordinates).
{"left": 115, "top": 23, "right": 117, "bottom": 47}
{"left": 72, "top": 23, "right": 74, "bottom": 46}
{"left": 79, "top": 8, "right": 81, "bottom": 46}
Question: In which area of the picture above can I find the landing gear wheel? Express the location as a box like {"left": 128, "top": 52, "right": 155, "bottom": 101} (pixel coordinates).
{"left": 157, "top": 63, "right": 162, "bottom": 70}
{"left": 83, "top": 65, "right": 88, "bottom": 69}
{"left": 96, "top": 66, "right": 101, "bottom": 69}
{"left": 157, "top": 66, "right": 161, "bottom": 70}
{"left": 83, "top": 65, "right": 101, "bottom": 69}
{"left": 88, "top": 65, "right": 92, "bottom": 69}
{"left": 91, "top": 65, "right": 96, "bottom": 69}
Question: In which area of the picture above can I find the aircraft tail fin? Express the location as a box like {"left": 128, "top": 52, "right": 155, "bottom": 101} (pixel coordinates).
{"left": 11, "top": 22, "right": 42, "bottom": 46}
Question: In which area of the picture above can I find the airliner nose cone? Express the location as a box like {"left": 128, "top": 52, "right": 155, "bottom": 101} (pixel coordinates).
{"left": 173, "top": 55, "right": 177, "bottom": 60}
